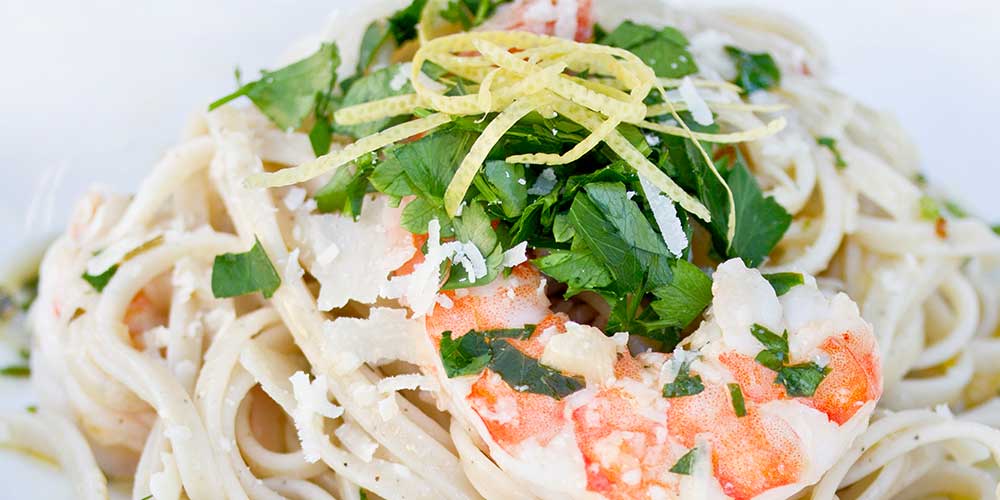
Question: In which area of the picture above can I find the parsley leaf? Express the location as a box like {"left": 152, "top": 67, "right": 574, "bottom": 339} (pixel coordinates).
{"left": 649, "top": 259, "right": 712, "bottom": 329}
{"left": 357, "top": 21, "right": 391, "bottom": 75}
{"left": 440, "top": 0, "right": 514, "bottom": 29}
{"left": 440, "top": 330, "right": 491, "bottom": 377}
{"left": 750, "top": 323, "right": 830, "bottom": 396}
{"left": 372, "top": 128, "right": 478, "bottom": 203}
{"left": 534, "top": 239, "right": 614, "bottom": 297}
{"left": 750, "top": 323, "right": 788, "bottom": 370}
{"left": 599, "top": 22, "right": 698, "bottom": 78}
{"left": 400, "top": 197, "right": 449, "bottom": 234}
{"left": 209, "top": 43, "right": 340, "bottom": 131}
{"left": 439, "top": 327, "right": 583, "bottom": 399}
{"left": 0, "top": 365, "right": 30, "bottom": 377}
{"left": 816, "top": 137, "right": 847, "bottom": 169}
{"left": 476, "top": 160, "right": 528, "bottom": 218}
{"left": 489, "top": 340, "right": 584, "bottom": 399}
{"left": 776, "top": 363, "right": 829, "bottom": 397}
{"left": 992, "top": 225, "right": 1000, "bottom": 236}
{"left": 661, "top": 361, "right": 705, "bottom": 398}
{"left": 724, "top": 46, "right": 781, "bottom": 93}
{"left": 919, "top": 195, "right": 942, "bottom": 221}
{"left": 726, "top": 161, "right": 792, "bottom": 267}
{"left": 211, "top": 238, "right": 282, "bottom": 299}
{"left": 670, "top": 448, "right": 698, "bottom": 475}
{"left": 388, "top": 0, "right": 429, "bottom": 45}
{"left": 444, "top": 202, "right": 505, "bottom": 289}
{"left": 728, "top": 383, "right": 746, "bottom": 417}
{"left": 567, "top": 182, "right": 668, "bottom": 295}
{"left": 314, "top": 152, "right": 377, "bottom": 218}
{"left": 336, "top": 64, "right": 414, "bottom": 138}
{"left": 762, "top": 272, "right": 804, "bottom": 296}
{"left": 82, "top": 264, "right": 118, "bottom": 292}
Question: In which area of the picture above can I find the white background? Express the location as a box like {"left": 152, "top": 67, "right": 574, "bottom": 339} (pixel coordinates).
{"left": 1, "top": 0, "right": 998, "bottom": 497}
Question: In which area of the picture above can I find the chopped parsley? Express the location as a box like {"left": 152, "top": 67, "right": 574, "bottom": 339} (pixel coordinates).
{"left": 388, "top": 0, "right": 429, "bottom": 45}
{"left": 942, "top": 200, "right": 967, "bottom": 218}
{"left": 439, "top": 326, "right": 584, "bottom": 399}
{"left": 0, "top": 365, "right": 30, "bottom": 377}
{"left": 211, "top": 238, "right": 282, "bottom": 299}
{"left": 750, "top": 323, "right": 830, "bottom": 397}
{"left": 440, "top": 0, "right": 514, "bottom": 29}
{"left": 728, "top": 383, "right": 746, "bottom": 417}
{"left": 670, "top": 448, "right": 698, "bottom": 475}
{"left": 356, "top": 21, "right": 392, "bottom": 75}
{"left": 599, "top": 21, "right": 698, "bottom": 78}
{"left": 82, "top": 265, "right": 119, "bottom": 292}
{"left": 763, "top": 272, "right": 804, "bottom": 296}
{"left": 209, "top": 43, "right": 340, "bottom": 132}
{"left": 816, "top": 137, "right": 847, "bottom": 169}
{"left": 314, "top": 152, "right": 377, "bottom": 219}
{"left": 919, "top": 196, "right": 942, "bottom": 221}
{"left": 662, "top": 361, "right": 705, "bottom": 398}
{"left": 26, "top": 405, "right": 37, "bottom": 414}
{"left": 992, "top": 225, "right": 1000, "bottom": 236}
{"left": 724, "top": 46, "right": 781, "bottom": 93}
{"left": 649, "top": 260, "right": 713, "bottom": 329}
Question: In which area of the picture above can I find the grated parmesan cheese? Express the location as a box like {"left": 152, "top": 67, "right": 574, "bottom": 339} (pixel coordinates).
{"left": 639, "top": 175, "right": 689, "bottom": 257}
{"left": 527, "top": 168, "right": 557, "bottom": 196}
{"left": 540, "top": 322, "right": 617, "bottom": 384}
{"left": 677, "top": 77, "right": 714, "bottom": 126}
{"left": 501, "top": 241, "right": 529, "bottom": 267}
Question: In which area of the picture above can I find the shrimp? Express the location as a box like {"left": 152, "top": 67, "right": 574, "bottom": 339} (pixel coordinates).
{"left": 478, "top": 0, "right": 595, "bottom": 42}
{"left": 418, "top": 259, "right": 881, "bottom": 499}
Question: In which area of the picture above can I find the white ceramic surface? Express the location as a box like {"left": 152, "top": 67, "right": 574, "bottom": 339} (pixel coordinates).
{"left": 1, "top": 0, "right": 998, "bottom": 497}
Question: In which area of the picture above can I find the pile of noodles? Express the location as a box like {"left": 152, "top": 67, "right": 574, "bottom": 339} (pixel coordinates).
{"left": 4, "top": 1, "right": 1000, "bottom": 499}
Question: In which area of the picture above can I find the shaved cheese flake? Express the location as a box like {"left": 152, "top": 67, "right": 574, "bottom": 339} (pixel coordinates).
{"left": 376, "top": 374, "right": 436, "bottom": 393}
{"left": 639, "top": 175, "right": 689, "bottom": 257}
{"left": 677, "top": 77, "right": 714, "bottom": 126}
{"left": 526, "top": 168, "right": 558, "bottom": 195}
{"left": 540, "top": 322, "right": 617, "bottom": 384}
{"left": 247, "top": 113, "right": 451, "bottom": 187}
{"left": 290, "top": 371, "right": 344, "bottom": 419}
{"left": 501, "top": 241, "right": 529, "bottom": 267}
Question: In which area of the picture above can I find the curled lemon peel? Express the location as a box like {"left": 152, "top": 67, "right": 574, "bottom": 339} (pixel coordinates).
{"left": 253, "top": 30, "right": 789, "bottom": 231}
{"left": 246, "top": 113, "right": 451, "bottom": 188}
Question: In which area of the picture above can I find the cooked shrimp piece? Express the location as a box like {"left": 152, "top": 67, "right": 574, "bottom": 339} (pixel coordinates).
{"left": 419, "top": 258, "right": 881, "bottom": 500}
{"left": 479, "top": 0, "right": 595, "bottom": 42}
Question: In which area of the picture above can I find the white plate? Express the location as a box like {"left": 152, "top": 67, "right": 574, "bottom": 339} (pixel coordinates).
{"left": 2, "top": 0, "right": 998, "bottom": 496}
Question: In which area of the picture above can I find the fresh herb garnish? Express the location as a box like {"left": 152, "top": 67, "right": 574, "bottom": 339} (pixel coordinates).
{"left": 763, "top": 272, "right": 804, "bottom": 296}
{"left": 728, "top": 383, "right": 746, "bottom": 417}
{"left": 82, "top": 265, "right": 119, "bottom": 292}
{"left": 992, "top": 225, "right": 1000, "bottom": 236}
{"left": 440, "top": 330, "right": 492, "bottom": 377}
{"left": 725, "top": 161, "right": 792, "bottom": 267}
{"left": 490, "top": 340, "right": 584, "bottom": 399}
{"left": 724, "top": 46, "right": 781, "bottom": 93}
{"left": 662, "top": 360, "right": 705, "bottom": 398}
{"left": 750, "top": 323, "right": 789, "bottom": 370}
{"left": 670, "top": 448, "right": 698, "bottom": 475}
{"left": 356, "top": 21, "right": 392, "bottom": 75}
{"left": 211, "top": 238, "right": 282, "bottom": 299}
{"left": 388, "top": 0, "right": 429, "bottom": 45}
{"left": 209, "top": 43, "right": 340, "bottom": 132}
{"left": 314, "top": 152, "right": 378, "bottom": 218}
{"left": 439, "top": 326, "right": 584, "bottom": 399}
{"left": 775, "top": 363, "right": 830, "bottom": 397}
{"left": 599, "top": 21, "right": 698, "bottom": 78}
{"left": 649, "top": 259, "right": 713, "bottom": 329}
{"left": 440, "top": 0, "right": 514, "bottom": 29}
{"left": 0, "top": 365, "right": 30, "bottom": 377}
{"left": 816, "top": 137, "right": 847, "bottom": 169}
{"left": 942, "top": 200, "right": 967, "bottom": 218}
{"left": 750, "top": 323, "right": 829, "bottom": 397}
{"left": 26, "top": 405, "right": 37, "bottom": 414}
{"left": 336, "top": 64, "right": 415, "bottom": 138}
{"left": 919, "top": 196, "right": 941, "bottom": 221}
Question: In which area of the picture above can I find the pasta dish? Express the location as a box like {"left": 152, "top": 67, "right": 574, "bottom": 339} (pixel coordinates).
{"left": 4, "top": 0, "right": 1000, "bottom": 499}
